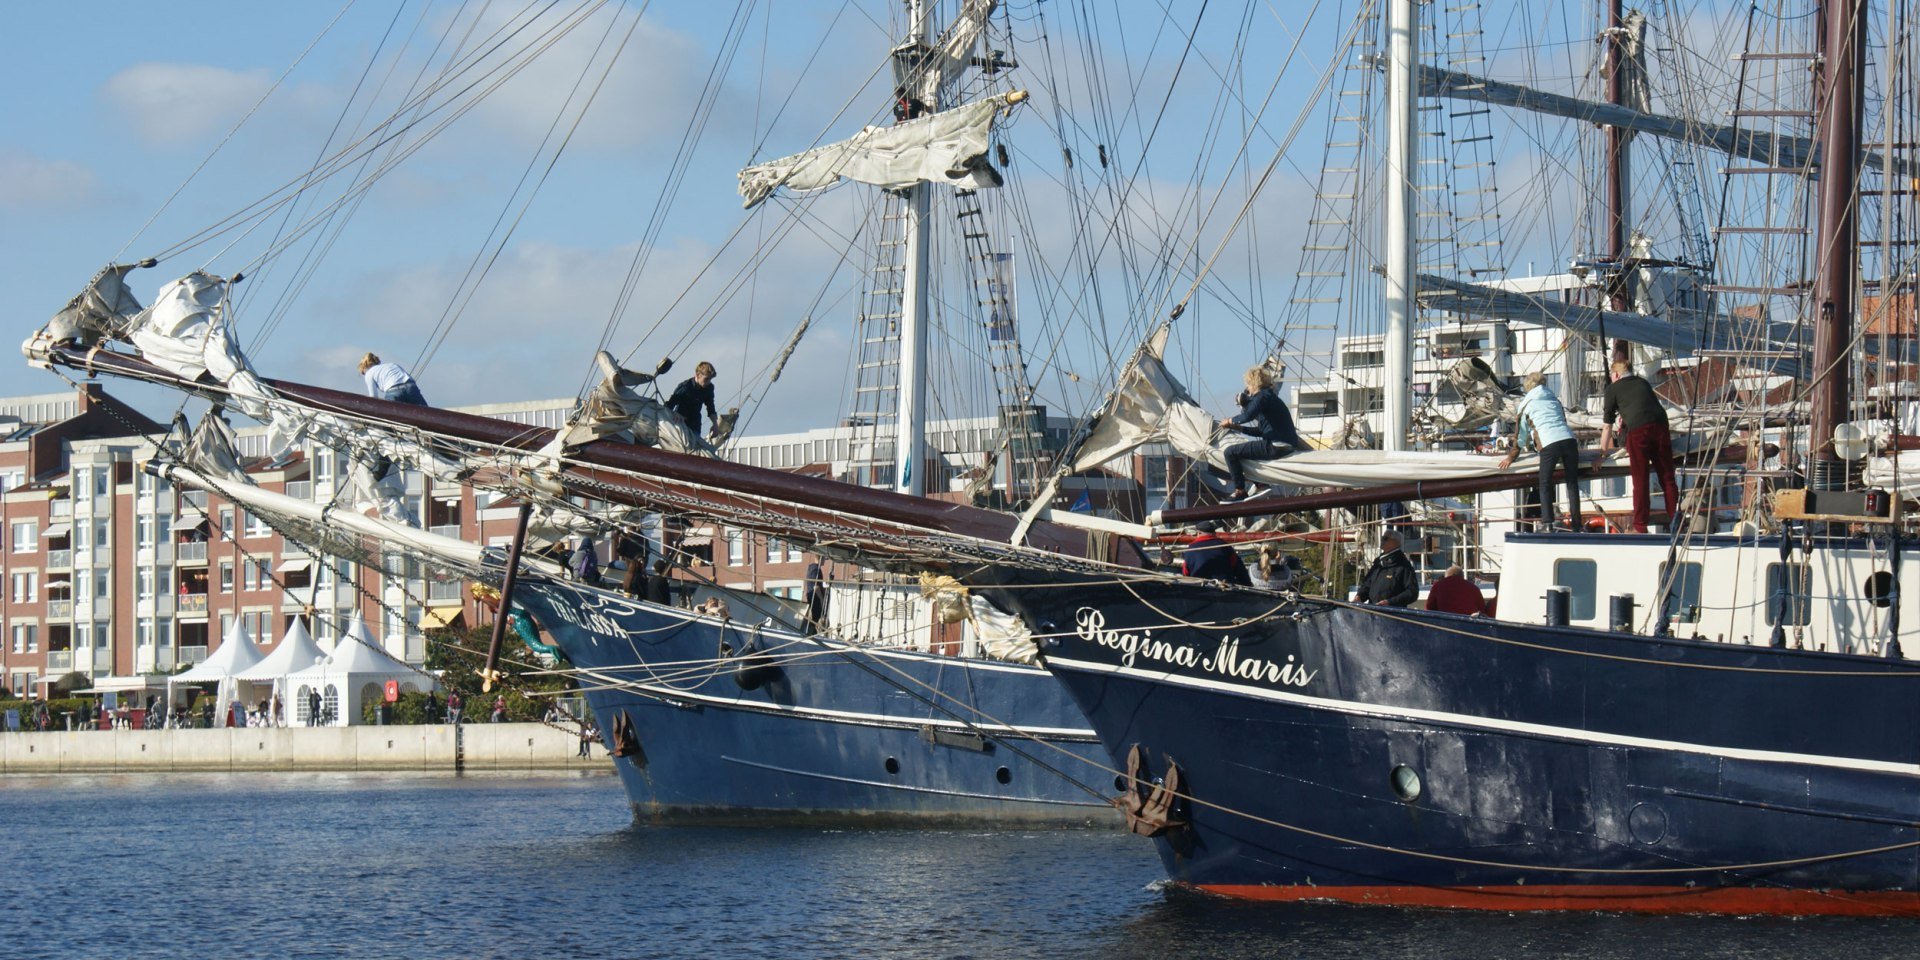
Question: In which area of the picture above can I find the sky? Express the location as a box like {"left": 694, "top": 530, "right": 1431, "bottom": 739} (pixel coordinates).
{"left": 0, "top": 1, "right": 1756, "bottom": 437}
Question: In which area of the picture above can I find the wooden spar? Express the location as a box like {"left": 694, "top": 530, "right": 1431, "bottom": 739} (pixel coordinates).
{"left": 39, "top": 345, "right": 1094, "bottom": 558}
{"left": 481, "top": 502, "right": 533, "bottom": 693}
{"left": 1809, "top": 0, "right": 1863, "bottom": 478}
{"left": 1153, "top": 444, "right": 1752, "bottom": 526}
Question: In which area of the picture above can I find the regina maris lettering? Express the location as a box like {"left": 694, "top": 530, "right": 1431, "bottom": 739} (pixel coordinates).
{"left": 1074, "top": 607, "right": 1315, "bottom": 689}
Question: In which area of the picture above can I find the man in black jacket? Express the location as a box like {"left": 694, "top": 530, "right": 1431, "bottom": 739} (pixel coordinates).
{"left": 666, "top": 361, "right": 719, "bottom": 439}
{"left": 644, "top": 560, "right": 674, "bottom": 606}
{"left": 1360, "top": 531, "right": 1417, "bottom": 607}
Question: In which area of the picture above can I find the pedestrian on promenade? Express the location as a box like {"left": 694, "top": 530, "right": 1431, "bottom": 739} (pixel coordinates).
{"left": 306, "top": 689, "right": 321, "bottom": 727}
{"left": 578, "top": 720, "right": 598, "bottom": 759}
{"left": 490, "top": 694, "right": 506, "bottom": 723}
{"left": 448, "top": 690, "right": 463, "bottom": 726}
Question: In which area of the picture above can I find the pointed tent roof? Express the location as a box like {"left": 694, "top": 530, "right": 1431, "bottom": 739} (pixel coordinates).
{"left": 289, "top": 614, "right": 416, "bottom": 682}
{"left": 234, "top": 618, "right": 325, "bottom": 682}
{"left": 170, "top": 619, "right": 265, "bottom": 684}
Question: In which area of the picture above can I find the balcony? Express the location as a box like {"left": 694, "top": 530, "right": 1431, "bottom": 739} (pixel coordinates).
{"left": 46, "top": 549, "right": 72, "bottom": 570}
{"left": 92, "top": 649, "right": 112, "bottom": 672}
{"left": 176, "top": 541, "right": 208, "bottom": 564}
{"left": 50, "top": 499, "right": 72, "bottom": 518}
{"left": 47, "top": 650, "right": 71, "bottom": 672}
{"left": 178, "top": 645, "right": 208, "bottom": 665}
{"left": 429, "top": 524, "right": 461, "bottom": 540}
{"left": 177, "top": 594, "right": 209, "bottom": 615}
{"left": 285, "top": 480, "right": 313, "bottom": 500}
{"left": 46, "top": 599, "right": 72, "bottom": 619}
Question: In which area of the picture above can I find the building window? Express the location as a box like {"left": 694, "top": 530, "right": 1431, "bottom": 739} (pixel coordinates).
{"left": 136, "top": 515, "right": 155, "bottom": 546}
{"left": 10, "top": 520, "right": 36, "bottom": 553}
{"left": 1766, "top": 563, "right": 1812, "bottom": 627}
{"left": 157, "top": 617, "right": 173, "bottom": 649}
{"left": 242, "top": 509, "right": 270, "bottom": 539}
{"left": 94, "top": 570, "right": 109, "bottom": 600}
{"left": 219, "top": 507, "right": 234, "bottom": 541}
{"left": 1553, "top": 558, "right": 1598, "bottom": 622}
{"left": 10, "top": 572, "right": 35, "bottom": 603}
{"left": 787, "top": 541, "right": 803, "bottom": 563}
{"left": 1658, "top": 561, "right": 1703, "bottom": 623}
{"left": 766, "top": 537, "right": 784, "bottom": 564}
{"left": 727, "top": 529, "right": 745, "bottom": 566}
{"left": 220, "top": 562, "right": 235, "bottom": 593}
{"left": 137, "top": 622, "right": 153, "bottom": 648}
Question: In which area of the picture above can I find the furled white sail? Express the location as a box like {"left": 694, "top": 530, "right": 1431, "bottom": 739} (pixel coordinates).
{"left": 1068, "top": 328, "right": 1550, "bottom": 489}
{"left": 737, "top": 93, "right": 1022, "bottom": 208}
{"left": 548, "top": 351, "right": 705, "bottom": 454}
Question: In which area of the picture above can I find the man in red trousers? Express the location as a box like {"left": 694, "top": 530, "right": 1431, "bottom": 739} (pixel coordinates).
{"left": 1600, "top": 360, "right": 1681, "bottom": 533}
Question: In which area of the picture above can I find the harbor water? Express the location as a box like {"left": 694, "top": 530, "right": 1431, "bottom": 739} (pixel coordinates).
{"left": 5, "top": 772, "right": 1917, "bottom": 959}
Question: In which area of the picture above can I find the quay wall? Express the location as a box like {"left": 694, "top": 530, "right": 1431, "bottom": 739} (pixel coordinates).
{"left": 0, "top": 723, "right": 605, "bottom": 774}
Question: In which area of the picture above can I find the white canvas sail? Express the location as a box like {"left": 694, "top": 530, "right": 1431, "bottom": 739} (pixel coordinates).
{"left": 737, "top": 93, "right": 1022, "bottom": 209}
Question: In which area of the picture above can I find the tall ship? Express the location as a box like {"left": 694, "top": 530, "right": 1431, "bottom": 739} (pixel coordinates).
{"left": 27, "top": 0, "right": 1920, "bottom": 915}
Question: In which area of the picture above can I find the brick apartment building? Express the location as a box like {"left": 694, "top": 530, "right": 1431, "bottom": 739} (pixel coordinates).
{"left": 1, "top": 387, "right": 1194, "bottom": 697}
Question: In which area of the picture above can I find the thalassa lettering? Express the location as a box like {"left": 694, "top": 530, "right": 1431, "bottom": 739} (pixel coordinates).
{"left": 1074, "top": 608, "right": 1316, "bottom": 688}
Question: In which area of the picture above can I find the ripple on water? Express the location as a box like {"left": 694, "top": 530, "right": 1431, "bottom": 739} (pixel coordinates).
{"left": 5, "top": 772, "right": 1917, "bottom": 959}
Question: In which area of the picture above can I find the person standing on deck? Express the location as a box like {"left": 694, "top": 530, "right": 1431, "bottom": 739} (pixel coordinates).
{"left": 1498, "top": 371, "right": 1583, "bottom": 531}
{"left": 1217, "top": 366, "right": 1303, "bottom": 501}
{"left": 666, "top": 362, "right": 719, "bottom": 439}
{"left": 358, "top": 353, "right": 427, "bottom": 406}
{"left": 1360, "top": 531, "right": 1418, "bottom": 607}
{"left": 803, "top": 561, "right": 830, "bottom": 636}
{"left": 1600, "top": 361, "right": 1681, "bottom": 533}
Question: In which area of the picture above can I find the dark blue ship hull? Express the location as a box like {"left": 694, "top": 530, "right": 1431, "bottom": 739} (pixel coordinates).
{"left": 975, "top": 569, "right": 1920, "bottom": 914}
{"left": 511, "top": 575, "right": 1116, "bottom": 825}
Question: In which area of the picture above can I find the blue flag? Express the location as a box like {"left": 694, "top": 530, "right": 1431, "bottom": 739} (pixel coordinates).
{"left": 1070, "top": 490, "right": 1092, "bottom": 513}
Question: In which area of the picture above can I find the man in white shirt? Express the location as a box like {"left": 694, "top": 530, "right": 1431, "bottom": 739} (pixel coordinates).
{"left": 358, "top": 352, "right": 427, "bottom": 406}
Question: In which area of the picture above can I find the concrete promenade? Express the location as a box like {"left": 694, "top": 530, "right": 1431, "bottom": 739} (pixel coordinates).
{"left": 0, "top": 722, "right": 610, "bottom": 774}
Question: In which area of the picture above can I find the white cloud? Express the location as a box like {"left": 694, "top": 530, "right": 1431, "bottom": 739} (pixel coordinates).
{"left": 100, "top": 62, "right": 274, "bottom": 145}
{"left": 463, "top": 13, "right": 747, "bottom": 154}
{"left": 0, "top": 150, "right": 103, "bottom": 211}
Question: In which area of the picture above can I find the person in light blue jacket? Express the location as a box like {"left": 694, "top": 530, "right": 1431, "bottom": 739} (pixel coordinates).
{"left": 1497, "top": 371, "right": 1582, "bottom": 531}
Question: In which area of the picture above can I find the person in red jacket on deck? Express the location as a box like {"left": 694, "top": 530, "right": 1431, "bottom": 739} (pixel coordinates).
{"left": 1425, "top": 565, "right": 1485, "bottom": 617}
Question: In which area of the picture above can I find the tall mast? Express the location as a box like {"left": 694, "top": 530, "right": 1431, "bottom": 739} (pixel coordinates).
{"left": 1604, "top": 1, "right": 1630, "bottom": 316}
{"left": 1810, "top": 0, "right": 1863, "bottom": 485}
{"left": 1383, "top": 0, "right": 1417, "bottom": 452}
{"left": 895, "top": 0, "right": 934, "bottom": 495}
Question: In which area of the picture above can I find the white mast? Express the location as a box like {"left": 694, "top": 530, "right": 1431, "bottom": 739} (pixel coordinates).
{"left": 1382, "top": 0, "right": 1417, "bottom": 452}
{"left": 895, "top": 0, "right": 935, "bottom": 495}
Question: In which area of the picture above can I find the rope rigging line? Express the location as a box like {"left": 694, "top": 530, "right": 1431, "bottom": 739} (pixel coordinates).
{"left": 413, "top": 0, "right": 655, "bottom": 375}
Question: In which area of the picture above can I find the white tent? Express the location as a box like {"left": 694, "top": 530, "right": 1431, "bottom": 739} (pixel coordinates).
{"left": 234, "top": 618, "right": 326, "bottom": 724}
{"left": 169, "top": 620, "right": 266, "bottom": 724}
{"left": 286, "top": 615, "right": 428, "bottom": 726}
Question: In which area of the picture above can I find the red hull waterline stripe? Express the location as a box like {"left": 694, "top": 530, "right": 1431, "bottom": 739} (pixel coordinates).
{"left": 1194, "top": 883, "right": 1920, "bottom": 917}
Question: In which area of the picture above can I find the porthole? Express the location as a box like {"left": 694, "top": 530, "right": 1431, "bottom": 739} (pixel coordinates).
{"left": 1390, "top": 764, "right": 1422, "bottom": 803}
{"left": 995, "top": 766, "right": 1012, "bottom": 785}
{"left": 1865, "top": 571, "right": 1895, "bottom": 609}
{"left": 884, "top": 756, "right": 900, "bottom": 775}
{"left": 1114, "top": 775, "right": 1128, "bottom": 791}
